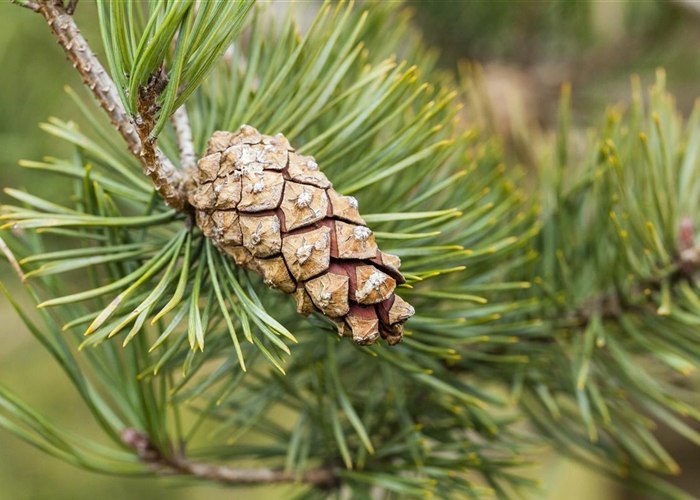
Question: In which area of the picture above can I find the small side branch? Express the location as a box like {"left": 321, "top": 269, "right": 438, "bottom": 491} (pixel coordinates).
{"left": 121, "top": 429, "right": 337, "bottom": 488}
{"left": 0, "top": 235, "right": 26, "bottom": 283}
{"left": 171, "top": 105, "right": 197, "bottom": 173}
{"left": 23, "top": 0, "right": 189, "bottom": 211}
{"left": 168, "top": 458, "right": 337, "bottom": 486}
{"left": 66, "top": 0, "right": 78, "bottom": 15}
{"left": 11, "top": 0, "right": 40, "bottom": 12}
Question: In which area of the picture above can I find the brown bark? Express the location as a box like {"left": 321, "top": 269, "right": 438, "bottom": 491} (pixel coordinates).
{"left": 121, "top": 428, "right": 337, "bottom": 487}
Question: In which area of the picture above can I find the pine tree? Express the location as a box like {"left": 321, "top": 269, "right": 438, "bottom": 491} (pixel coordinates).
{"left": 2, "top": 1, "right": 700, "bottom": 499}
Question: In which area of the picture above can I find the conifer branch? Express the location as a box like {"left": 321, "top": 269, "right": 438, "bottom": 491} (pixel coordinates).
{"left": 16, "top": 0, "right": 188, "bottom": 211}
{"left": 121, "top": 429, "right": 338, "bottom": 488}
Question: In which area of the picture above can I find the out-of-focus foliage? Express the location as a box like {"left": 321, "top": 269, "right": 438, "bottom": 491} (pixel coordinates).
{"left": 415, "top": 0, "right": 677, "bottom": 62}
{"left": 415, "top": 0, "right": 700, "bottom": 132}
{"left": 523, "top": 73, "right": 700, "bottom": 500}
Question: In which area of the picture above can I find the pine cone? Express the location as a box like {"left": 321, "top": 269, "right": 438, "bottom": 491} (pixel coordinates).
{"left": 189, "top": 125, "right": 414, "bottom": 345}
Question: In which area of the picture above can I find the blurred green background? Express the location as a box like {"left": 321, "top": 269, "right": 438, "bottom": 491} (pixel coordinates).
{"left": 1, "top": 1, "right": 700, "bottom": 498}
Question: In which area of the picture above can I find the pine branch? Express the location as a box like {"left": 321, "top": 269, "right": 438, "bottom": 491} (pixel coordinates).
{"left": 14, "top": 0, "right": 188, "bottom": 211}
{"left": 1, "top": 3, "right": 543, "bottom": 497}
{"left": 121, "top": 428, "right": 338, "bottom": 488}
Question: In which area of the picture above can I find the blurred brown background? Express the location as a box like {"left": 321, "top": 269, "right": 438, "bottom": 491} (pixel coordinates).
{"left": 2, "top": 1, "right": 700, "bottom": 498}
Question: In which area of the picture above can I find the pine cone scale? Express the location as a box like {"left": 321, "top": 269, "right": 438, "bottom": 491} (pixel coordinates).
{"left": 279, "top": 182, "right": 329, "bottom": 231}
